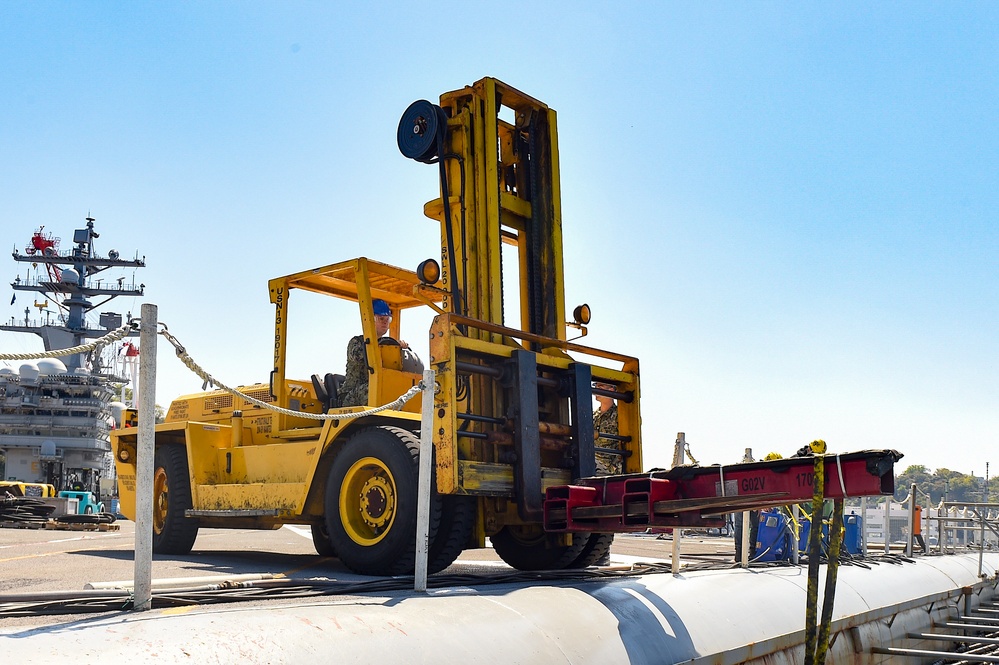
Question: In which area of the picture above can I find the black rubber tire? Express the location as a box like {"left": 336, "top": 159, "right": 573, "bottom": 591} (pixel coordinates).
{"left": 491, "top": 525, "right": 590, "bottom": 571}
{"left": 152, "top": 444, "right": 199, "bottom": 555}
{"left": 311, "top": 523, "right": 337, "bottom": 557}
{"left": 568, "top": 533, "right": 615, "bottom": 568}
{"left": 427, "top": 494, "right": 476, "bottom": 574}
{"left": 324, "top": 426, "right": 440, "bottom": 576}
{"left": 84, "top": 505, "right": 94, "bottom": 514}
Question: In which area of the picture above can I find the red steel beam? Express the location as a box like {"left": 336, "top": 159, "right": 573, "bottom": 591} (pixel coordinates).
{"left": 544, "top": 449, "right": 901, "bottom": 533}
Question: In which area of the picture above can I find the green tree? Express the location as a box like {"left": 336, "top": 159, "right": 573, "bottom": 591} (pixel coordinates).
{"left": 894, "top": 466, "right": 986, "bottom": 504}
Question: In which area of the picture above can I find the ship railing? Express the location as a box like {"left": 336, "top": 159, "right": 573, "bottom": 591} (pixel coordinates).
{"left": 11, "top": 275, "right": 143, "bottom": 292}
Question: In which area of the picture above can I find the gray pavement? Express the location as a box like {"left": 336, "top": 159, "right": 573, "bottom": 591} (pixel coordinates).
{"left": 0, "top": 520, "right": 734, "bottom": 629}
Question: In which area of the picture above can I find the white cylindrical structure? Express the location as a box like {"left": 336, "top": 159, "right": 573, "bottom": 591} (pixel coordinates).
{"left": 414, "top": 369, "right": 435, "bottom": 592}
{"left": 134, "top": 304, "right": 158, "bottom": 611}
{"left": 2, "top": 553, "right": 995, "bottom": 664}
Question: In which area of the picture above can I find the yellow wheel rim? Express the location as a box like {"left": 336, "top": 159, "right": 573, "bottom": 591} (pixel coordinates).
{"left": 339, "top": 456, "right": 397, "bottom": 546}
{"left": 153, "top": 466, "right": 169, "bottom": 535}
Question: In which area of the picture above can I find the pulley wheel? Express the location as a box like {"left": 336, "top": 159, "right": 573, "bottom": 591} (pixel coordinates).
{"left": 398, "top": 99, "right": 445, "bottom": 162}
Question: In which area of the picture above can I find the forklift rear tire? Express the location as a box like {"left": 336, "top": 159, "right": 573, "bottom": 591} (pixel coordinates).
{"left": 311, "top": 523, "right": 337, "bottom": 557}
{"left": 152, "top": 444, "right": 199, "bottom": 554}
{"left": 324, "top": 426, "right": 440, "bottom": 576}
{"left": 491, "top": 525, "right": 589, "bottom": 571}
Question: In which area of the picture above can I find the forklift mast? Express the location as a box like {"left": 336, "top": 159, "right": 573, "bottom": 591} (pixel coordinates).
{"left": 401, "top": 77, "right": 566, "bottom": 340}
{"left": 399, "top": 78, "right": 643, "bottom": 528}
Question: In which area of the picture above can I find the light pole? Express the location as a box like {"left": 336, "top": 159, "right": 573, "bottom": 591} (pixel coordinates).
{"left": 986, "top": 462, "right": 990, "bottom": 503}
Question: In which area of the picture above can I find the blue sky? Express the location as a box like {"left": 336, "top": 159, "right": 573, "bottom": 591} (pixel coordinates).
{"left": 1, "top": 3, "right": 996, "bottom": 476}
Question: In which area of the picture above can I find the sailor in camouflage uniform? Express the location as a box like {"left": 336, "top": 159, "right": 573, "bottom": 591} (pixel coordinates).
{"left": 593, "top": 382, "right": 621, "bottom": 475}
{"left": 339, "top": 299, "right": 406, "bottom": 407}
{"left": 338, "top": 334, "right": 370, "bottom": 407}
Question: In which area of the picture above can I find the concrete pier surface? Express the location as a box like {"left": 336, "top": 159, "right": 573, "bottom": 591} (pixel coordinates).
{"left": 3, "top": 522, "right": 996, "bottom": 664}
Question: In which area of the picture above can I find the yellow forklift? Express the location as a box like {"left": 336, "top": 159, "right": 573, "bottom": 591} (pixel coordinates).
{"left": 111, "top": 78, "right": 642, "bottom": 575}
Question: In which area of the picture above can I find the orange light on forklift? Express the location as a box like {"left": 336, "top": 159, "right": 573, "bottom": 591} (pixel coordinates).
{"left": 417, "top": 258, "right": 441, "bottom": 285}
{"left": 572, "top": 303, "right": 591, "bottom": 325}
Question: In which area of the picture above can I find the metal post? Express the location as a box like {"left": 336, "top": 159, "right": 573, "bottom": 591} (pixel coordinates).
{"left": 671, "top": 529, "right": 682, "bottom": 575}
{"left": 860, "top": 496, "right": 868, "bottom": 557}
{"left": 414, "top": 369, "right": 436, "bottom": 592}
{"left": 885, "top": 499, "right": 891, "bottom": 555}
{"left": 740, "top": 448, "right": 753, "bottom": 568}
{"left": 978, "top": 512, "right": 986, "bottom": 577}
{"left": 133, "top": 304, "right": 157, "bottom": 611}
{"left": 925, "top": 495, "right": 931, "bottom": 554}
{"left": 791, "top": 504, "right": 800, "bottom": 565}
{"left": 672, "top": 433, "right": 685, "bottom": 467}
{"left": 937, "top": 479, "right": 950, "bottom": 554}
{"left": 906, "top": 483, "right": 915, "bottom": 558}
{"left": 670, "top": 434, "right": 685, "bottom": 575}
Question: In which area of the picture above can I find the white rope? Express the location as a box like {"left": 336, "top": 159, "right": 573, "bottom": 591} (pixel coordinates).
{"left": 157, "top": 325, "right": 426, "bottom": 421}
{"left": 0, "top": 322, "right": 137, "bottom": 361}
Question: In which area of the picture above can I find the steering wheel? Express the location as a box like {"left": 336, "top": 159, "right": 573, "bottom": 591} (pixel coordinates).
{"left": 378, "top": 337, "right": 401, "bottom": 347}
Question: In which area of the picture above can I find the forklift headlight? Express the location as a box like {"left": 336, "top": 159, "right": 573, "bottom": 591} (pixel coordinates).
{"left": 417, "top": 259, "right": 441, "bottom": 285}
{"left": 117, "top": 447, "right": 131, "bottom": 463}
{"left": 572, "top": 303, "right": 591, "bottom": 325}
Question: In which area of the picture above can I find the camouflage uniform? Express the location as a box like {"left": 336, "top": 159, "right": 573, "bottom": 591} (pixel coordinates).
{"left": 338, "top": 335, "right": 369, "bottom": 407}
{"left": 593, "top": 403, "right": 621, "bottom": 475}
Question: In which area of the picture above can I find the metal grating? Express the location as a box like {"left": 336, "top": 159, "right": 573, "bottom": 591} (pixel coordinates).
{"left": 240, "top": 388, "right": 274, "bottom": 405}
{"left": 204, "top": 394, "right": 233, "bottom": 411}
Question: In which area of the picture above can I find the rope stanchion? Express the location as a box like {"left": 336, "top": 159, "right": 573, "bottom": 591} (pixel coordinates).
{"left": 156, "top": 325, "right": 426, "bottom": 420}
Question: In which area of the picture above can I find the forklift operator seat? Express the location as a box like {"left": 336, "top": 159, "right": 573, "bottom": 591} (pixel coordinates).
{"left": 311, "top": 373, "right": 345, "bottom": 412}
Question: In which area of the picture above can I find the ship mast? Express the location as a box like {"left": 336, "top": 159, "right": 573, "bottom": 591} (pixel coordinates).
{"left": 2, "top": 216, "right": 145, "bottom": 372}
